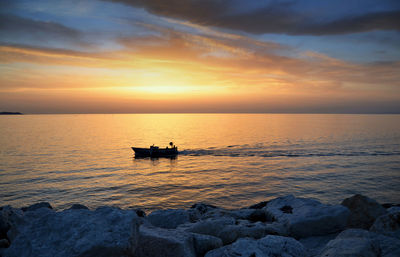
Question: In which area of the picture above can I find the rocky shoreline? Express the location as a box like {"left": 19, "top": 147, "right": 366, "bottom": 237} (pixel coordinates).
{"left": 1, "top": 194, "right": 399, "bottom": 257}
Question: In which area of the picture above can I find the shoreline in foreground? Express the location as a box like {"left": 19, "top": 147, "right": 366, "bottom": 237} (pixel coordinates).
{"left": 1, "top": 194, "right": 399, "bottom": 257}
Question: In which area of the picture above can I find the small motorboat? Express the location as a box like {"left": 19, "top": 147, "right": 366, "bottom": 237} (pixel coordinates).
{"left": 131, "top": 142, "right": 178, "bottom": 158}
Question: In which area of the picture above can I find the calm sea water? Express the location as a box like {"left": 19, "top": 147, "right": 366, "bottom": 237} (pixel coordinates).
{"left": 0, "top": 114, "right": 399, "bottom": 211}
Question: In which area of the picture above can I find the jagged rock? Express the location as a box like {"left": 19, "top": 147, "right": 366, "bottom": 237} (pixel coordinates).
{"left": 248, "top": 201, "right": 269, "bottom": 209}
{"left": 135, "top": 224, "right": 222, "bottom": 257}
{"left": 2, "top": 206, "right": 140, "bottom": 257}
{"left": 341, "top": 194, "right": 387, "bottom": 229}
{"left": 205, "top": 235, "right": 306, "bottom": 257}
{"left": 67, "top": 204, "right": 89, "bottom": 210}
{"left": 148, "top": 209, "right": 198, "bottom": 229}
{"left": 265, "top": 195, "right": 350, "bottom": 238}
{"left": 21, "top": 202, "right": 52, "bottom": 212}
{"left": 319, "top": 229, "right": 400, "bottom": 257}
{"left": 370, "top": 211, "right": 400, "bottom": 239}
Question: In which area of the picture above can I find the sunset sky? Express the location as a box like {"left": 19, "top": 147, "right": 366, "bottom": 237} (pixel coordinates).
{"left": 0, "top": 0, "right": 399, "bottom": 113}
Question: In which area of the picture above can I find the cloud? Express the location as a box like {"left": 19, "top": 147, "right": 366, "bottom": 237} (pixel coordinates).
{"left": 0, "top": 14, "right": 90, "bottom": 47}
{"left": 106, "top": 0, "right": 400, "bottom": 35}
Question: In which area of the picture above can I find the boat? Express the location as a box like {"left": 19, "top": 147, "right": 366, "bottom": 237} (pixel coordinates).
{"left": 131, "top": 142, "right": 178, "bottom": 158}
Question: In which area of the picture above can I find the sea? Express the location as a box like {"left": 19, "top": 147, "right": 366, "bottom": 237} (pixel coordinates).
{"left": 0, "top": 114, "right": 399, "bottom": 211}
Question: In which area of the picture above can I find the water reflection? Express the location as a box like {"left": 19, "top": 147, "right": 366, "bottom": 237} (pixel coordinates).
{"left": 0, "top": 114, "right": 399, "bottom": 211}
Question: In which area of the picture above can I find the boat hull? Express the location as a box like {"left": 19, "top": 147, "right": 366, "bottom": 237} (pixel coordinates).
{"left": 131, "top": 147, "right": 178, "bottom": 158}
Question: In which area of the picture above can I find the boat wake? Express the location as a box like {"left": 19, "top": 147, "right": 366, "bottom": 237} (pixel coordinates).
{"left": 179, "top": 144, "right": 400, "bottom": 158}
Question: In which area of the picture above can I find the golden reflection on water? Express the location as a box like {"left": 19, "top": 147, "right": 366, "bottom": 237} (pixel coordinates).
{"left": 0, "top": 114, "right": 399, "bottom": 210}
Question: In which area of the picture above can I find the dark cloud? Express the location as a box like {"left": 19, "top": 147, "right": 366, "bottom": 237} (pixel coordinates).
{"left": 0, "top": 14, "right": 91, "bottom": 47}
{"left": 106, "top": 0, "right": 400, "bottom": 35}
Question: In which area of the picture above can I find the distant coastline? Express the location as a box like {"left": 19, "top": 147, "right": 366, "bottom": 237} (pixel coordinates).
{"left": 0, "top": 112, "right": 23, "bottom": 115}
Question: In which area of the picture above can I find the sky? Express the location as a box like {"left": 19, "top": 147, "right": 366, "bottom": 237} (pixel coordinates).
{"left": 0, "top": 0, "right": 399, "bottom": 113}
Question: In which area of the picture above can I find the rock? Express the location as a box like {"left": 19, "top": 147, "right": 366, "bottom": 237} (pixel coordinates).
{"left": 0, "top": 238, "right": 10, "bottom": 248}
{"left": 382, "top": 203, "right": 400, "bottom": 209}
{"left": 264, "top": 222, "right": 288, "bottom": 236}
{"left": 192, "top": 233, "right": 223, "bottom": 257}
{"left": 217, "top": 221, "right": 269, "bottom": 245}
{"left": 265, "top": 195, "right": 350, "bottom": 238}
{"left": 341, "top": 194, "right": 387, "bottom": 229}
{"left": 67, "top": 204, "right": 89, "bottom": 210}
{"left": 179, "top": 217, "right": 235, "bottom": 242}
{"left": 370, "top": 211, "right": 400, "bottom": 239}
{"left": 148, "top": 209, "right": 194, "bottom": 229}
{"left": 21, "top": 202, "right": 52, "bottom": 212}
{"left": 205, "top": 235, "right": 306, "bottom": 257}
{"left": 248, "top": 201, "right": 269, "bottom": 209}
{"left": 387, "top": 206, "right": 400, "bottom": 214}
{"left": 299, "top": 233, "right": 338, "bottom": 257}
{"left": 0, "top": 206, "right": 24, "bottom": 242}
{"left": 319, "top": 229, "right": 400, "bottom": 257}
{"left": 135, "top": 224, "right": 222, "bottom": 257}
{"left": 191, "top": 203, "right": 217, "bottom": 215}
{"left": 133, "top": 209, "right": 146, "bottom": 217}
{"left": 228, "top": 209, "right": 271, "bottom": 223}
{"left": 0, "top": 213, "right": 10, "bottom": 239}
{"left": 2, "top": 206, "right": 140, "bottom": 257}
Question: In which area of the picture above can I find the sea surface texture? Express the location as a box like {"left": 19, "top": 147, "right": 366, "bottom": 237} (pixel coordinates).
{"left": 0, "top": 114, "right": 399, "bottom": 210}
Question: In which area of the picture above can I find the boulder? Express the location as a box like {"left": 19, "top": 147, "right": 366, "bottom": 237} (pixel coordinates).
{"left": 147, "top": 209, "right": 196, "bottom": 229}
{"left": 248, "top": 201, "right": 269, "bottom": 209}
{"left": 178, "top": 217, "right": 235, "bottom": 242}
{"left": 2, "top": 206, "right": 140, "bottom": 257}
{"left": 0, "top": 206, "right": 24, "bottom": 242}
{"left": 265, "top": 195, "right": 350, "bottom": 238}
{"left": 216, "top": 221, "right": 268, "bottom": 245}
{"left": 228, "top": 208, "right": 271, "bottom": 223}
{"left": 205, "top": 235, "right": 306, "bottom": 257}
{"left": 370, "top": 211, "right": 400, "bottom": 239}
{"left": 319, "top": 229, "right": 400, "bottom": 257}
{"left": 21, "top": 202, "right": 52, "bottom": 212}
{"left": 67, "top": 204, "right": 89, "bottom": 210}
{"left": 341, "top": 194, "right": 387, "bottom": 229}
{"left": 299, "top": 233, "right": 339, "bottom": 257}
{"left": 135, "top": 224, "right": 222, "bottom": 257}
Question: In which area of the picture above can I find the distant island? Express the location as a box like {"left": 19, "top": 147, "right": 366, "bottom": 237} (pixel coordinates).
{"left": 0, "top": 112, "right": 23, "bottom": 115}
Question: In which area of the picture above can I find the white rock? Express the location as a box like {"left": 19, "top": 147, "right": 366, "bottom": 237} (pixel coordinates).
{"left": 341, "top": 194, "right": 387, "bottom": 229}
{"left": 265, "top": 195, "right": 350, "bottom": 238}
{"left": 319, "top": 229, "right": 400, "bottom": 257}
{"left": 147, "top": 209, "right": 195, "bottom": 229}
{"left": 180, "top": 217, "right": 236, "bottom": 239}
{"left": 205, "top": 235, "right": 306, "bottom": 257}
{"left": 217, "top": 221, "right": 268, "bottom": 244}
{"left": 135, "top": 224, "right": 222, "bottom": 257}
{"left": 2, "top": 206, "right": 140, "bottom": 257}
{"left": 370, "top": 211, "right": 400, "bottom": 239}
